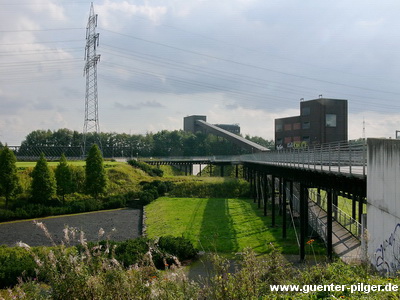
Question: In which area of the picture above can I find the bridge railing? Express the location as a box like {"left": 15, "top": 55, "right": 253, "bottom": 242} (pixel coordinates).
{"left": 241, "top": 140, "right": 367, "bottom": 176}
{"left": 309, "top": 189, "right": 362, "bottom": 238}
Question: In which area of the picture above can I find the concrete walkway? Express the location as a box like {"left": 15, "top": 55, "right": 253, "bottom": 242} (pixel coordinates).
{"left": 308, "top": 200, "right": 363, "bottom": 263}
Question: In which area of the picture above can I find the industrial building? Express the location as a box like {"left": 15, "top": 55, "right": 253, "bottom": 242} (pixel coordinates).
{"left": 184, "top": 115, "right": 240, "bottom": 134}
{"left": 275, "top": 98, "right": 348, "bottom": 149}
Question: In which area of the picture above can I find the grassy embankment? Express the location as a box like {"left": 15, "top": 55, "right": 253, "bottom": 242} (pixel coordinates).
{"left": 146, "top": 195, "right": 325, "bottom": 256}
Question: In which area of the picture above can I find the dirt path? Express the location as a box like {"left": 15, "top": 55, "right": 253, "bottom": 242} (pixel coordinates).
{"left": 0, "top": 208, "right": 142, "bottom": 247}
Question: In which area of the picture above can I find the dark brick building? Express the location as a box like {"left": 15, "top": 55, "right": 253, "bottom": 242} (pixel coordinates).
{"left": 275, "top": 98, "right": 348, "bottom": 149}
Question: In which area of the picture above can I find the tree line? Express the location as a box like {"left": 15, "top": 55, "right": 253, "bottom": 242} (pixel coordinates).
{"left": 0, "top": 145, "right": 106, "bottom": 209}
{"left": 12, "top": 128, "right": 274, "bottom": 157}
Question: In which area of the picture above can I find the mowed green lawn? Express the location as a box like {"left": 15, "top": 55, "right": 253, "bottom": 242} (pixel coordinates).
{"left": 146, "top": 197, "right": 320, "bottom": 255}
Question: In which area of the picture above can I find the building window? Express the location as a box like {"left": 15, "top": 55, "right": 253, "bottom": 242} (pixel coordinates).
{"left": 276, "top": 138, "right": 283, "bottom": 145}
{"left": 293, "top": 136, "right": 300, "bottom": 142}
{"left": 302, "top": 122, "right": 310, "bottom": 129}
{"left": 301, "top": 107, "right": 310, "bottom": 115}
{"left": 293, "top": 123, "right": 301, "bottom": 130}
{"left": 303, "top": 136, "right": 310, "bottom": 142}
{"left": 276, "top": 124, "right": 282, "bottom": 132}
{"left": 284, "top": 137, "right": 292, "bottom": 144}
{"left": 326, "top": 114, "right": 337, "bottom": 127}
{"left": 284, "top": 124, "right": 292, "bottom": 131}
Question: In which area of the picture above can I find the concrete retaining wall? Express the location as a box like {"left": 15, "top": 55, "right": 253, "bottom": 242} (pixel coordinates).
{"left": 367, "top": 138, "right": 400, "bottom": 274}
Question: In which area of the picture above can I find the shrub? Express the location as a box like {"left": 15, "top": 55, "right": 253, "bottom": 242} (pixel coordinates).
{"left": 138, "top": 190, "right": 155, "bottom": 205}
{"left": 0, "top": 246, "right": 36, "bottom": 288}
{"left": 103, "top": 194, "right": 127, "bottom": 209}
{"left": 157, "top": 235, "right": 198, "bottom": 261}
{"left": 127, "top": 160, "right": 164, "bottom": 177}
{"left": 169, "top": 179, "right": 250, "bottom": 198}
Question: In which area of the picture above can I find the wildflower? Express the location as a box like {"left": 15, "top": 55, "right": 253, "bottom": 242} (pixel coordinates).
{"left": 98, "top": 227, "right": 105, "bottom": 238}
{"left": 307, "top": 239, "right": 315, "bottom": 245}
{"left": 16, "top": 241, "right": 31, "bottom": 250}
{"left": 63, "top": 226, "right": 69, "bottom": 243}
{"left": 79, "top": 230, "right": 87, "bottom": 246}
{"left": 34, "top": 220, "right": 55, "bottom": 245}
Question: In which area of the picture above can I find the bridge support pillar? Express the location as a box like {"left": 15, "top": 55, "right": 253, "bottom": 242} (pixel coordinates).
{"left": 257, "top": 172, "right": 262, "bottom": 209}
{"left": 235, "top": 165, "right": 239, "bottom": 178}
{"left": 271, "top": 176, "right": 276, "bottom": 227}
{"left": 289, "top": 180, "right": 293, "bottom": 213}
{"left": 317, "top": 188, "right": 321, "bottom": 206}
{"left": 333, "top": 191, "right": 338, "bottom": 219}
{"left": 282, "top": 179, "right": 287, "bottom": 239}
{"left": 300, "top": 184, "right": 308, "bottom": 262}
{"left": 263, "top": 174, "right": 268, "bottom": 216}
{"left": 358, "top": 196, "right": 364, "bottom": 224}
{"left": 252, "top": 170, "right": 257, "bottom": 203}
{"left": 352, "top": 194, "right": 356, "bottom": 220}
{"left": 220, "top": 165, "right": 224, "bottom": 177}
{"left": 278, "top": 177, "right": 283, "bottom": 216}
{"left": 327, "top": 189, "right": 333, "bottom": 261}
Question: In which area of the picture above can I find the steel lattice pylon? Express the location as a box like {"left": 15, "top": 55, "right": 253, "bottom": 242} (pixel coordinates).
{"left": 82, "top": 2, "right": 101, "bottom": 155}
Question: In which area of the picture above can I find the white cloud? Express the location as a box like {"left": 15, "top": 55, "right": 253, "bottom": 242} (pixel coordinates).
{"left": 97, "top": 0, "right": 167, "bottom": 30}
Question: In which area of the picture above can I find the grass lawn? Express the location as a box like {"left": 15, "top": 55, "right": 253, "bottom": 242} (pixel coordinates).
{"left": 146, "top": 197, "right": 324, "bottom": 256}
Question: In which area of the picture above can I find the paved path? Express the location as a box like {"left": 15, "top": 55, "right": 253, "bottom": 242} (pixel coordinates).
{"left": 308, "top": 201, "right": 362, "bottom": 263}
{"left": 0, "top": 209, "right": 142, "bottom": 247}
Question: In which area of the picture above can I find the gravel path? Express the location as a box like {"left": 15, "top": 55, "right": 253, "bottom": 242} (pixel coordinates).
{"left": 0, "top": 208, "right": 142, "bottom": 247}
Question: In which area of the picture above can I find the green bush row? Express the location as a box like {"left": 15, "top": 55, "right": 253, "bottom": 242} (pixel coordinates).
{"left": 169, "top": 179, "right": 250, "bottom": 198}
{"left": 138, "top": 180, "right": 174, "bottom": 205}
{"left": 0, "top": 192, "right": 136, "bottom": 222}
{"left": 0, "top": 236, "right": 197, "bottom": 289}
{"left": 127, "top": 160, "right": 163, "bottom": 177}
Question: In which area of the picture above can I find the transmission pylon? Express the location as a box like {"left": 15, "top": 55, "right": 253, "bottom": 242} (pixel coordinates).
{"left": 82, "top": 2, "right": 101, "bottom": 156}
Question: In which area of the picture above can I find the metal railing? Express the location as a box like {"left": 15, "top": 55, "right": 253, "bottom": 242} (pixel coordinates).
{"left": 288, "top": 189, "right": 327, "bottom": 244}
{"left": 241, "top": 140, "right": 367, "bottom": 176}
{"left": 287, "top": 187, "right": 361, "bottom": 244}
{"left": 310, "top": 189, "right": 362, "bottom": 238}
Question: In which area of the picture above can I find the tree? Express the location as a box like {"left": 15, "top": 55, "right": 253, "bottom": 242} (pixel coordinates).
{"left": 55, "top": 153, "right": 73, "bottom": 202}
{"left": 0, "top": 146, "right": 20, "bottom": 208}
{"left": 31, "top": 153, "right": 56, "bottom": 203}
{"left": 85, "top": 144, "right": 107, "bottom": 198}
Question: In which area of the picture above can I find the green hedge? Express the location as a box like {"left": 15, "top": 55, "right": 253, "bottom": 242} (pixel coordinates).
{"left": 169, "top": 179, "right": 250, "bottom": 198}
{"left": 0, "top": 192, "right": 137, "bottom": 222}
{"left": 127, "top": 160, "right": 163, "bottom": 177}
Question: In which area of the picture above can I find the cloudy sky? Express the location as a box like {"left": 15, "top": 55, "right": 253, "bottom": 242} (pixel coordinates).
{"left": 1, "top": 0, "right": 400, "bottom": 145}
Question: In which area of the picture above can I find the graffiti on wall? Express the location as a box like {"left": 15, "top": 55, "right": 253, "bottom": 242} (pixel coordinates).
{"left": 374, "top": 223, "right": 400, "bottom": 274}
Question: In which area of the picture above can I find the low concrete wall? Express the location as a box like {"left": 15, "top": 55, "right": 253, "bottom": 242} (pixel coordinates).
{"left": 367, "top": 138, "right": 400, "bottom": 274}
